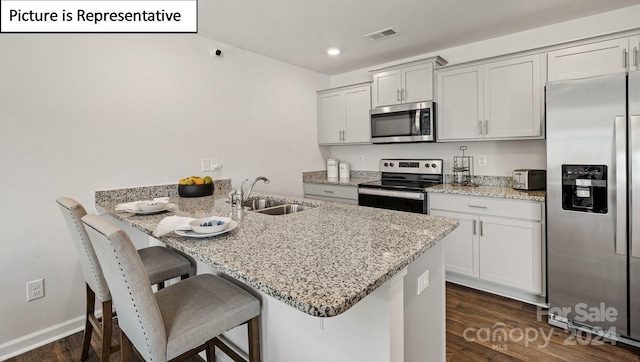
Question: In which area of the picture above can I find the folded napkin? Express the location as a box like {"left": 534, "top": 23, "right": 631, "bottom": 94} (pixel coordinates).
{"left": 116, "top": 197, "right": 170, "bottom": 211}
{"left": 152, "top": 215, "right": 194, "bottom": 237}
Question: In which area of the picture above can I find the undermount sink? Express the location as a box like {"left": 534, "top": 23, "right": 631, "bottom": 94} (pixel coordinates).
{"left": 243, "top": 197, "right": 315, "bottom": 215}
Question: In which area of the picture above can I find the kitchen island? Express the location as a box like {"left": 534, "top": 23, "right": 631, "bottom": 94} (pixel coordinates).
{"left": 95, "top": 184, "right": 459, "bottom": 362}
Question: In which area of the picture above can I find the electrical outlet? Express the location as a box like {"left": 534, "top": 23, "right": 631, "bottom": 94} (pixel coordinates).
{"left": 478, "top": 155, "right": 487, "bottom": 167}
{"left": 201, "top": 158, "right": 211, "bottom": 172}
{"left": 27, "top": 279, "right": 44, "bottom": 301}
{"left": 210, "top": 158, "right": 222, "bottom": 171}
{"left": 417, "top": 270, "right": 429, "bottom": 295}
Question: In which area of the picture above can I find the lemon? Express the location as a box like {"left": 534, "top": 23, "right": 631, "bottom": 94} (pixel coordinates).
{"left": 185, "top": 178, "right": 195, "bottom": 185}
{"left": 203, "top": 176, "right": 213, "bottom": 184}
{"left": 179, "top": 178, "right": 187, "bottom": 185}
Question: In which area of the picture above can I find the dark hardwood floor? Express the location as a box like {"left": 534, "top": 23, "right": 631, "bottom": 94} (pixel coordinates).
{"left": 7, "top": 283, "right": 640, "bottom": 361}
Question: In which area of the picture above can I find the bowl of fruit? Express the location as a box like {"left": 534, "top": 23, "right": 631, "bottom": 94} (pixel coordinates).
{"left": 178, "top": 176, "right": 215, "bottom": 197}
{"left": 189, "top": 217, "right": 231, "bottom": 234}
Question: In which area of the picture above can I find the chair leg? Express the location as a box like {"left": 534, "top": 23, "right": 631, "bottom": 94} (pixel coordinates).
{"left": 81, "top": 284, "right": 95, "bottom": 360}
{"left": 121, "top": 330, "right": 134, "bottom": 362}
{"left": 205, "top": 339, "right": 216, "bottom": 362}
{"left": 247, "top": 316, "right": 261, "bottom": 362}
{"left": 100, "top": 300, "right": 113, "bottom": 362}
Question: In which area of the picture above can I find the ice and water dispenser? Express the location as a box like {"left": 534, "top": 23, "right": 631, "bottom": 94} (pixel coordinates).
{"left": 561, "top": 165, "right": 608, "bottom": 213}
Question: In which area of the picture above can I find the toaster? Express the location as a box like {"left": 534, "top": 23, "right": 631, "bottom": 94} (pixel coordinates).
{"left": 512, "top": 169, "right": 546, "bottom": 191}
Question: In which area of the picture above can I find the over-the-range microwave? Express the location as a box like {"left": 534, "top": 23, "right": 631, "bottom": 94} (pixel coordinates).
{"left": 370, "top": 101, "right": 435, "bottom": 143}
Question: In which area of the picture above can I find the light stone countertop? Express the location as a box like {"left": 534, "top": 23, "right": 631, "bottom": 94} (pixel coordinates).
{"left": 302, "top": 170, "right": 380, "bottom": 187}
{"left": 95, "top": 189, "right": 459, "bottom": 317}
{"left": 428, "top": 184, "right": 546, "bottom": 202}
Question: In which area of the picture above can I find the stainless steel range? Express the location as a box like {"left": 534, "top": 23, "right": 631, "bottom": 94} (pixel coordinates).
{"left": 358, "top": 159, "right": 443, "bottom": 214}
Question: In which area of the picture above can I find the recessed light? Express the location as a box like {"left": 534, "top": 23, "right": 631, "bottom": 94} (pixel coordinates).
{"left": 327, "top": 48, "right": 341, "bottom": 56}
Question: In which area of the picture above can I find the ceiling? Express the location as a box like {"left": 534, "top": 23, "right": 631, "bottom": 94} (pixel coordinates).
{"left": 198, "top": 0, "right": 640, "bottom": 75}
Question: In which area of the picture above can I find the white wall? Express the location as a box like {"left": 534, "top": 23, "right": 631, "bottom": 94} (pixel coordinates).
{"left": 0, "top": 34, "right": 328, "bottom": 357}
{"left": 328, "top": 5, "right": 640, "bottom": 176}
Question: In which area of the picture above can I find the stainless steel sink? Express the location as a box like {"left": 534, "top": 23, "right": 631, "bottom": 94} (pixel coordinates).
{"left": 243, "top": 198, "right": 287, "bottom": 210}
{"left": 244, "top": 197, "right": 315, "bottom": 215}
{"left": 253, "top": 204, "right": 314, "bottom": 215}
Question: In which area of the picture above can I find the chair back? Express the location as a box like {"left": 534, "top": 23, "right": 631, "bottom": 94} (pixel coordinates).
{"left": 56, "top": 197, "right": 111, "bottom": 302}
{"left": 82, "top": 214, "right": 167, "bottom": 361}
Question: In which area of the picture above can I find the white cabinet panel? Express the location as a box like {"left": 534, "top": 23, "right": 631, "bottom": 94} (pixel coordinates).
{"left": 547, "top": 38, "right": 629, "bottom": 81}
{"left": 372, "top": 70, "right": 402, "bottom": 107}
{"left": 317, "top": 82, "right": 371, "bottom": 145}
{"left": 303, "top": 183, "right": 358, "bottom": 204}
{"left": 372, "top": 57, "right": 444, "bottom": 108}
{"left": 431, "top": 210, "right": 479, "bottom": 278}
{"left": 479, "top": 216, "right": 542, "bottom": 294}
{"left": 436, "top": 66, "right": 483, "bottom": 140}
{"left": 402, "top": 62, "right": 434, "bottom": 104}
{"left": 429, "top": 193, "right": 544, "bottom": 296}
{"left": 437, "top": 54, "right": 543, "bottom": 141}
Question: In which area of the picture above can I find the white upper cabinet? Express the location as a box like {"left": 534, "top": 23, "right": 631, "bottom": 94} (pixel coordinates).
{"left": 631, "top": 35, "right": 640, "bottom": 73}
{"left": 437, "top": 54, "right": 544, "bottom": 141}
{"left": 547, "top": 38, "right": 630, "bottom": 81}
{"left": 317, "top": 82, "right": 371, "bottom": 145}
{"left": 371, "top": 57, "right": 446, "bottom": 108}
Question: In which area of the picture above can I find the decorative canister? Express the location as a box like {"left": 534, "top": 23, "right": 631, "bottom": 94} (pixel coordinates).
{"left": 327, "top": 157, "right": 339, "bottom": 180}
{"left": 339, "top": 162, "right": 350, "bottom": 181}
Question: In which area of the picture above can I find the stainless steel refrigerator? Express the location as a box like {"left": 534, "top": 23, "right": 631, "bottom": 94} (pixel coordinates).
{"left": 547, "top": 71, "right": 640, "bottom": 344}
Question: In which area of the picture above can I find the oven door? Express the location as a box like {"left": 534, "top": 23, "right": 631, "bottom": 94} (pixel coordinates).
{"left": 370, "top": 102, "right": 435, "bottom": 143}
{"left": 358, "top": 188, "right": 428, "bottom": 214}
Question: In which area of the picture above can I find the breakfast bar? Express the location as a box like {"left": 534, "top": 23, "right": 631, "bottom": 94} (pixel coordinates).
{"left": 94, "top": 183, "right": 459, "bottom": 362}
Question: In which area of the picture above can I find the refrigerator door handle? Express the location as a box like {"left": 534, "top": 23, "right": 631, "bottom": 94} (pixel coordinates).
{"left": 631, "top": 115, "right": 640, "bottom": 258}
{"left": 615, "top": 115, "right": 627, "bottom": 256}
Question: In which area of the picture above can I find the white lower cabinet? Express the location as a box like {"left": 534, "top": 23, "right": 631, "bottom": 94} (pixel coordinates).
{"left": 303, "top": 183, "right": 358, "bottom": 205}
{"left": 429, "top": 193, "right": 544, "bottom": 298}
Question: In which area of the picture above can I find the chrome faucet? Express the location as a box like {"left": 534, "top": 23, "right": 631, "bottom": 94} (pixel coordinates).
{"left": 228, "top": 179, "right": 249, "bottom": 207}
{"left": 244, "top": 176, "right": 270, "bottom": 202}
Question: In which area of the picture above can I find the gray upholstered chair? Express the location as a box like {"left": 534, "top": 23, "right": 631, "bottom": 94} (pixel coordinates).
{"left": 81, "top": 214, "right": 261, "bottom": 362}
{"left": 56, "top": 197, "right": 195, "bottom": 361}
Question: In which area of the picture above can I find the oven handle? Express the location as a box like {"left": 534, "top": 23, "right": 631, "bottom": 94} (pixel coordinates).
{"left": 358, "top": 188, "right": 425, "bottom": 200}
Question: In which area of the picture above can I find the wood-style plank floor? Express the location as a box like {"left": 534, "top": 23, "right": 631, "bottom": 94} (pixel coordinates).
{"left": 7, "top": 283, "right": 640, "bottom": 361}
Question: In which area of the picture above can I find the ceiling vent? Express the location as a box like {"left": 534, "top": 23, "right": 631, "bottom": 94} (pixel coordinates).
{"left": 365, "top": 27, "right": 400, "bottom": 41}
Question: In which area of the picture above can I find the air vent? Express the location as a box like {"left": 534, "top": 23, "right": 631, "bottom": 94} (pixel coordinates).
{"left": 365, "top": 27, "right": 400, "bottom": 41}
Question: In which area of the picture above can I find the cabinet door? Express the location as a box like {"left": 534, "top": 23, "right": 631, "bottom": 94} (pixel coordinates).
{"left": 631, "top": 35, "right": 640, "bottom": 72}
{"left": 478, "top": 216, "right": 542, "bottom": 294}
{"left": 372, "top": 69, "right": 402, "bottom": 107}
{"left": 402, "top": 62, "right": 433, "bottom": 104}
{"left": 436, "top": 65, "right": 483, "bottom": 141}
{"left": 430, "top": 210, "right": 479, "bottom": 278}
{"left": 318, "top": 92, "right": 344, "bottom": 145}
{"left": 483, "top": 54, "right": 542, "bottom": 139}
{"left": 344, "top": 86, "right": 371, "bottom": 144}
{"left": 547, "top": 38, "right": 629, "bottom": 81}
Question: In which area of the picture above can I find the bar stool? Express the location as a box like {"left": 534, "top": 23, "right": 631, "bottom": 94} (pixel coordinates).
{"left": 82, "top": 214, "right": 261, "bottom": 362}
{"left": 56, "top": 197, "right": 195, "bottom": 361}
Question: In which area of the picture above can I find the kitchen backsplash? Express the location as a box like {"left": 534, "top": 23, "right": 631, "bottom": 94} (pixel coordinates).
{"left": 444, "top": 174, "right": 513, "bottom": 187}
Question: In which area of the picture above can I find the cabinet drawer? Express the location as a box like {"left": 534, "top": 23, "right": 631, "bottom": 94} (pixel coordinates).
{"left": 303, "top": 183, "right": 358, "bottom": 201}
{"left": 429, "top": 193, "right": 541, "bottom": 221}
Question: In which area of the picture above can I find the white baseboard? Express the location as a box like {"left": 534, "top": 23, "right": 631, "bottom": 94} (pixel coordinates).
{"left": 446, "top": 271, "right": 547, "bottom": 307}
{"left": 0, "top": 316, "right": 85, "bottom": 361}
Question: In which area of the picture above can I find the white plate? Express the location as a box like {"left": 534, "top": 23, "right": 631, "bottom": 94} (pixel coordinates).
{"left": 124, "top": 203, "right": 176, "bottom": 215}
{"left": 175, "top": 220, "right": 238, "bottom": 238}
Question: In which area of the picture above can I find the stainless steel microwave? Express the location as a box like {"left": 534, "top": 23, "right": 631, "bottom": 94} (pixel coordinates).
{"left": 370, "top": 101, "right": 435, "bottom": 143}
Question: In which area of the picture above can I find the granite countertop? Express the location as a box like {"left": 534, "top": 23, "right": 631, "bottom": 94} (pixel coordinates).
{"left": 95, "top": 188, "right": 458, "bottom": 318}
{"left": 302, "top": 170, "right": 380, "bottom": 187}
{"left": 428, "top": 184, "right": 546, "bottom": 202}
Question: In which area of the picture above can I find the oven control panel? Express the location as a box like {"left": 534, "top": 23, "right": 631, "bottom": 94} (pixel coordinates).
{"left": 380, "top": 159, "right": 443, "bottom": 175}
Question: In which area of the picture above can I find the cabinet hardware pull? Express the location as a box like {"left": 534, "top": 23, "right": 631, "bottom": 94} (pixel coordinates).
{"left": 479, "top": 220, "right": 483, "bottom": 237}
{"left": 484, "top": 120, "right": 488, "bottom": 135}
{"left": 397, "top": 89, "right": 401, "bottom": 102}
{"left": 468, "top": 205, "right": 487, "bottom": 209}
{"left": 473, "top": 219, "right": 477, "bottom": 236}
{"left": 623, "top": 49, "right": 628, "bottom": 69}
{"left": 323, "top": 190, "right": 335, "bottom": 194}
{"left": 635, "top": 47, "right": 638, "bottom": 68}
{"left": 477, "top": 120, "right": 483, "bottom": 136}
{"left": 401, "top": 89, "right": 405, "bottom": 101}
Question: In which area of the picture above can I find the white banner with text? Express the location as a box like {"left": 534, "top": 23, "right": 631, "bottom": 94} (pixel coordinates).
{"left": 0, "top": 0, "right": 197, "bottom": 33}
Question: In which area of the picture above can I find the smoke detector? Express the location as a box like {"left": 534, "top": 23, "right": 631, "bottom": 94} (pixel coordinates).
{"left": 365, "top": 27, "right": 400, "bottom": 41}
